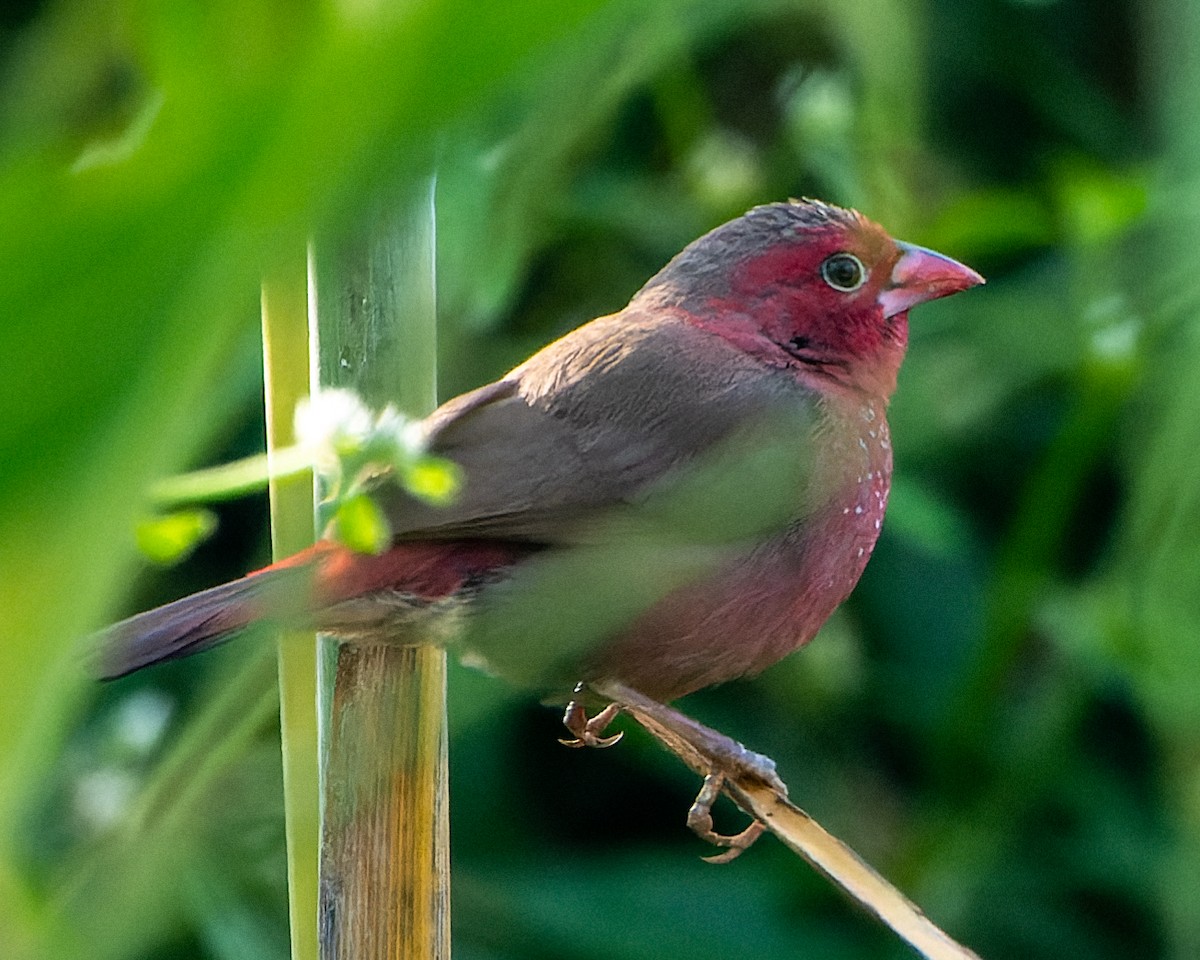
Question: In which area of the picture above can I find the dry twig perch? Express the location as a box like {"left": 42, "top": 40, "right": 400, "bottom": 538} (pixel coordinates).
{"left": 596, "top": 682, "right": 983, "bottom": 960}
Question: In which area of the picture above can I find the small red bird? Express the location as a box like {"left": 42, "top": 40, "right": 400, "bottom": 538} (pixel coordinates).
{"left": 100, "top": 200, "right": 981, "bottom": 719}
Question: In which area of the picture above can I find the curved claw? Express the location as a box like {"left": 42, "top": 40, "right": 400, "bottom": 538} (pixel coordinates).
{"left": 558, "top": 729, "right": 625, "bottom": 749}
{"left": 560, "top": 700, "right": 623, "bottom": 749}
{"left": 686, "top": 772, "right": 767, "bottom": 864}
{"left": 700, "top": 821, "right": 766, "bottom": 864}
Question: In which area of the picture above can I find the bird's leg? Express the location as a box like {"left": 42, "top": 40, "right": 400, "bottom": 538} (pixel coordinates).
{"left": 592, "top": 681, "right": 784, "bottom": 862}
{"left": 686, "top": 771, "right": 768, "bottom": 864}
{"left": 559, "top": 688, "right": 624, "bottom": 748}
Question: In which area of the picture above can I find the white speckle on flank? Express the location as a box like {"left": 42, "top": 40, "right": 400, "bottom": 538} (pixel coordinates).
{"left": 857, "top": 547, "right": 865, "bottom": 557}
{"left": 842, "top": 507, "right": 850, "bottom": 514}
{"left": 868, "top": 429, "right": 877, "bottom": 439}
{"left": 854, "top": 505, "right": 864, "bottom": 515}
{"left": 862, "top": 405, "right": 876, "bottom": 422}
{"left": 875, "top": 518, "right": 881, "bottom": 529}
{"left": 858, "top": 438, "right": 868, "bottom": 451}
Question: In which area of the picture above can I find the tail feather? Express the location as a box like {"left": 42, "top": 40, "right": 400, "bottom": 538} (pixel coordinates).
{"left": 95, "top": 565, "right": 311, "bottom": 679}
{"left": 95, "top": 540, "right": 527, "bottom": 680}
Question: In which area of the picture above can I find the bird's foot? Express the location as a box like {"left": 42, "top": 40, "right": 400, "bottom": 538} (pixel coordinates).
{"left": 687, "top": 771, "right": 767, "bottom": 863}
{"left": 559, "top": 699, "right": 624, "bottom": 748}
{"left": 587, "top": 683, "right": 783, "bottom": 863}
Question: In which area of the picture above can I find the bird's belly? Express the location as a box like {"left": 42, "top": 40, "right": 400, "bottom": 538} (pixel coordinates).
{"left": 590, "top": 415, "right": 892, "bottom": 702}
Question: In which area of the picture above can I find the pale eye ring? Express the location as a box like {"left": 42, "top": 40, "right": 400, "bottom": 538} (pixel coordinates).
{"left": 821, "top": 253, "right": 866, "bottom": 292}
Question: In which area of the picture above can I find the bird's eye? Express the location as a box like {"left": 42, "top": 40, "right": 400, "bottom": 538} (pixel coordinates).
{"left": 820, "top": 253, "right": 866, "bottom": 292}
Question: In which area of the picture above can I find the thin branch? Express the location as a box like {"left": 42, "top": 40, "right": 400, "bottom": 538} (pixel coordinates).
{"left": 598, "top": 682, "right": 983, "bottom": 960}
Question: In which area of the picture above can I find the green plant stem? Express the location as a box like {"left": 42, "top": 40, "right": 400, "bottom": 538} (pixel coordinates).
{"left": 262, "top": 255, "right": 321, "bottom": 960}
{"left": 150, "top": 446, "right": 313, "bottom": 507}
{"left": 311, "top": 177, "right": 447, "bottom": 960}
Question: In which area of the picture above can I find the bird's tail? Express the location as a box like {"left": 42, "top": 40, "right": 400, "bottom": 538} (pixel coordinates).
{"left": 95, "top": 540, "right": 525, "bottom": 680}
{"left": 95, "top": 561, "right": 315, "bottom": 679}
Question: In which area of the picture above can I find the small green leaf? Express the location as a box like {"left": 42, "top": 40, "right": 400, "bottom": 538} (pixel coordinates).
{"left": 135, "top": 509, "right": 219, "bottom": 565}
{"left": 333, "top": 493, "right": 392, "bottom": 555}
{"left": 402, "top": 456, "right": 462, "bottom": 506}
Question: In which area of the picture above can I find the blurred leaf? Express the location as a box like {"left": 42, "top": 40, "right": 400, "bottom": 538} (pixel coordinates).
{"left": 884, "top": 474, "right": 978, "bottom": 558}
{"left": 1116, "top": 328, "right": 1200, "bottom": 734}
{"left": 402, "top": 455, "right": 462, "bottom": 506}
{"left": 135, "top": 509, "right": 218, "bottom": 564}
{"left": 1052, "top": 158, "right": 1148, "bottom": 248}
{"left": 332, "top": 492, "right": 391, "bottom": 555}
{"left": 922, "top": 187, "right": 1055, "bottom": 259}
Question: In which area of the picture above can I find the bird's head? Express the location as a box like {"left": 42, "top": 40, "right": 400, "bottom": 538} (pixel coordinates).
{"left": 639, "top": 199, "right": 983, "bottom": 399}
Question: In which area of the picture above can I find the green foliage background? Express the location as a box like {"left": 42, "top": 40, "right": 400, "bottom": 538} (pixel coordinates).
{"left": 2, "top": 0, "right": 1198, "bottom": 958}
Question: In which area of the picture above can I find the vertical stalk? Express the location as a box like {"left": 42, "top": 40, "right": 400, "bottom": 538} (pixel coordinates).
{"left": 310, "top": 179, "right": 448, "bottom": 960}
{"left": 262, "top": 256, "right": 321, "bottom": 960}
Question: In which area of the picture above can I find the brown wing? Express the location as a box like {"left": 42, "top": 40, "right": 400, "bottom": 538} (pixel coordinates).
{"left": 378, "top": 308, "right": 815, "bottom": 544}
